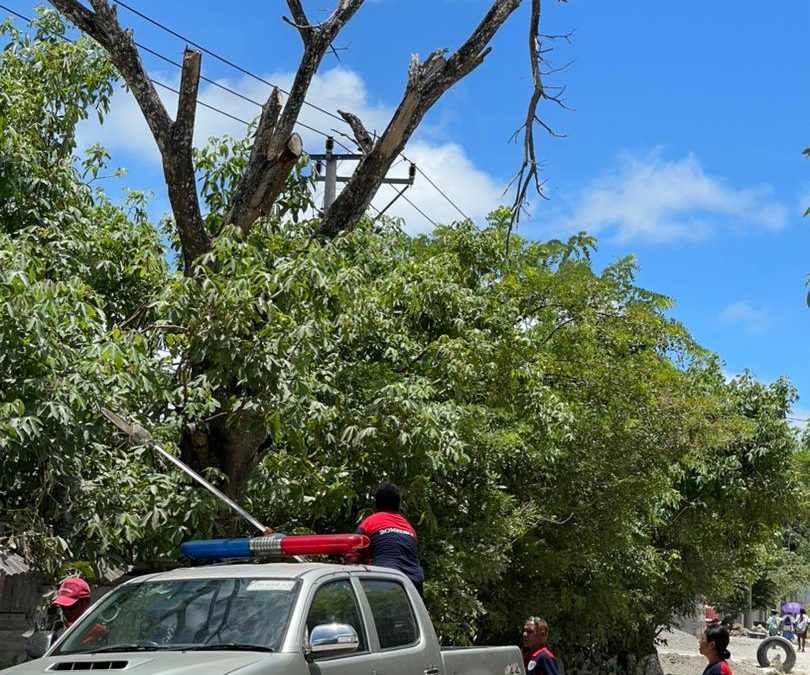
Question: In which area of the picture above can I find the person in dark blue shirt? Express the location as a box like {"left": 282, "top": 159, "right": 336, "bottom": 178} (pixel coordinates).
{"left": 522, "top": 616, "right": 559, "bottom": 675}
{"left": 354, "top": 482, "right": 425, "bottom": 596}
{"left": 699, "top": 624, "right": 732, "bottom": 675}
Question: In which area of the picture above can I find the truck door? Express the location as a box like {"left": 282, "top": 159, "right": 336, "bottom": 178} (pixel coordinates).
{"left": 357, "top": 578, "right": 442, "bottom": 675}
{"left": 304, "top": 578, "right": 377, "bottom": 675}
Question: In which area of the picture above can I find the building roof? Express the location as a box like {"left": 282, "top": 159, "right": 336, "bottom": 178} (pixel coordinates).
{"left": 0, "top": 545, "right": 31, "bottom": 576}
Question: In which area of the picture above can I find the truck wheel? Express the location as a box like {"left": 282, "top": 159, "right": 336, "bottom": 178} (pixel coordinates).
{"left": 756, "top": 636, "right": 796, "bottom": 671}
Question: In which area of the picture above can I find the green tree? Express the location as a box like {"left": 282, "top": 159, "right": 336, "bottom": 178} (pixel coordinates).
{"left": 0, "top": 14, "right": 220, "bottom": 572}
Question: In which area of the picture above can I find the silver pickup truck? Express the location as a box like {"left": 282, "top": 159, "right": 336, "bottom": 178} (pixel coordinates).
{"left": 2, "top": 562, "right": 523, "bottom": 675}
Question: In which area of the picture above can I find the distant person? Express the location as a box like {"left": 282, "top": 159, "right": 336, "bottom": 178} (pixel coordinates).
{"left": 354, "top": 482, "right": 425, "bottom": 596}
{"left": 699, "top": 623, "right": 732, "bottom": 675}
{"left": 25, "top": 577, "right": 92, "bottom": 659}
{"left": 51, "top": 577, "right": 92, "bottom": 629}
{"left": 767, "top": 609, "right": 781, "bottom": 636}
{"left": 521, "top": 616, "right": 559, "bottom": 675}
{"left": 796, "top": 609, "right": 808, "bottom": 652}
{"left": 782, "top": 613, "right": 795, "bottom": 642}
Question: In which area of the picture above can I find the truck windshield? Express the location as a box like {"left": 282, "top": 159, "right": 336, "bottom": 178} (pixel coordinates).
{"left": 54, "top": 577, "right": 299, "bottom": 655}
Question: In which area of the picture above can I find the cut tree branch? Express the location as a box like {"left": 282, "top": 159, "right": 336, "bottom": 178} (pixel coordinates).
{"left": 317, "top": 0, "right": 522, "bottom": 238}
{"left": 222, "top": 0, "right": 364, "bottom": 235}
{"left": 338, "top": 110, "right": 373, "bottom": 153}
{"left": 48, "top": 0, "right": 210, "bottom": 275}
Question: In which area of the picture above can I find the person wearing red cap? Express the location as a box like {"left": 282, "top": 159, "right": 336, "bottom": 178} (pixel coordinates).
{"left": 51, "top": 577, "right": 92, "bottom": 628}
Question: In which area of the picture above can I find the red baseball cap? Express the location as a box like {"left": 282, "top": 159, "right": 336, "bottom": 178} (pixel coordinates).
{"left": 52, "top": 578, "right": 91, "bottom": 607}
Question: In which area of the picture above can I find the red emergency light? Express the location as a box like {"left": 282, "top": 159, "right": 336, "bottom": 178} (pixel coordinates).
{"left": 180, "top": 533, "right": 369, "bottom": 560}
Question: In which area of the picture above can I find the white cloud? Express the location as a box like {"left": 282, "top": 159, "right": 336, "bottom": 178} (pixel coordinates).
{"left": 718, "top": 300, "right": 770, "bottom": 335}
{"left": 551, "top": 151, "right": 787, "bottom": 244}
{"left": 76, "top": 65, "right": 503, "bottom": 232}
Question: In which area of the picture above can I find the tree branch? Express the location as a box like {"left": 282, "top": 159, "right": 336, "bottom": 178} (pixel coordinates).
{"left": 338, "top": 110, "right": 373, "bottom": 153}
{"left": 224, "top": 87, "right": 289, "bottom": 234}
{"left": 317, "top": 0, "right": 522, "bottom": 238}
{"left": 48, "top": 0, "right": 210, "bottom": 275}
{"left": 222, "top": 0, "right": 364, "bottom": 236}
{"left": 284, "top": 0, "right": 311, "bottom": 44}
{"left": 508, "top": 0, "right": 569, "bottom": 231}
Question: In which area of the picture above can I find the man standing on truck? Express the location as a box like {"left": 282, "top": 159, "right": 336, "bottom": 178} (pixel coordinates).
{"left": 354, "top": 482, "right": 425, "bottom": 596}
{"left": 522, "top": 616, "right": 559, "bottom": 675}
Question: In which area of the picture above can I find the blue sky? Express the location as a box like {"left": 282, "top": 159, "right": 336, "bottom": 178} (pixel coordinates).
{"left": 5, "top": 0, "right": 810, "bottom": 424}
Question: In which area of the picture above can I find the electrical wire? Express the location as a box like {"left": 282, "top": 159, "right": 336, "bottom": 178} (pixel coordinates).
{"left": 133, "top": 40, "right": 345, "bottom": 144}
{"left": 115, "top": 0, "right": 349, "bottom": 128}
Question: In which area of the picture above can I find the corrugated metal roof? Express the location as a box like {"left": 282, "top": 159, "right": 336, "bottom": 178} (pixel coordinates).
{"left": 0, "top": 545, "right": 31, "bottom": 575}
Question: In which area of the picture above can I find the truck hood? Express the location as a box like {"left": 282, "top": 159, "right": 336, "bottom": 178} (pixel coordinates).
{"left": 1, "top": 651, "right": 268, "bottom": 675}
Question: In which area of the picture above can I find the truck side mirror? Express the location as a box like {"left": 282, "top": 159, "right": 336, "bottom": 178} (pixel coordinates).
{"left": 305, "top": 623, "right": 359, "bottom": 659}
{"left": 25, "top": 631, "right": 54, "bottom": 660}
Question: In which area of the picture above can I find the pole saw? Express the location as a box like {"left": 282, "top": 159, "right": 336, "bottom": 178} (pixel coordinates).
{"left": 99, "top": 407, "right": 308, "bottom": 562}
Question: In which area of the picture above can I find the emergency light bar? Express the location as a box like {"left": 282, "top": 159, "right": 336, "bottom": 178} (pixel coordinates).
{"left": 180, "top": 534, "right": 369, "bottom": 560}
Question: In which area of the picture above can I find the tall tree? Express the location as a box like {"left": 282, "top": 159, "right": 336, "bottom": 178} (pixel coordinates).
{"left": 45, "top": 0, "right": 566, "bottom": 501}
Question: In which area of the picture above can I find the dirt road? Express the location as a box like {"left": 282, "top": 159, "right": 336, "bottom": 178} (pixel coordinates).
{"left": 657, "top": 629, "right": 809, "bottom": 675}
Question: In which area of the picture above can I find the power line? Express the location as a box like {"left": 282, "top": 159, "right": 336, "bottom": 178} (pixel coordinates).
{"left": 410, "top": 163, "right": 470, "bottom": 221}
{"left": 132, "top": 40, "right": 345, "bottom": 145}
{"left": 398, "top": 188, "right": 439, "bottom": 228}
{"left": 115, "top": 0, "right": 349, "bottom": 128}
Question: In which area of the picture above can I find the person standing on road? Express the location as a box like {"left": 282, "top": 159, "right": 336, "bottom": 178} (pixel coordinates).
{"left": 354, "top": 482, "right": 425, "bottom": 596}
{"left": 699, "top": 623, "right": 732, "bottom": 675}
{"left": 767, "top": 609, "right": 782, "bottom": 637}
{"left": 796, "top": 609, "right": 808, "bottom": 652}
{"left": 521, "top": 616, "right": 559, "bottom": 675}
{"left": 782, "top": 613, "right": 795, "bottom": 642}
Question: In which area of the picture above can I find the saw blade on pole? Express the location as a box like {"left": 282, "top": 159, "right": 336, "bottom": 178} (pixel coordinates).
{"left": 97, "top": 406, "right": 309, "bottom": 560}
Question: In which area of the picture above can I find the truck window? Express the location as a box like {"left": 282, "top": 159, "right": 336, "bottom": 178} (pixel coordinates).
{"left": 54, "top": 578, "right": 298, "bottom": 655}
{"left": 359, "top": 579, "right": 419, "bottom": 650}
{"left": 305, "top": 579, "right": 367, "bottom": 655}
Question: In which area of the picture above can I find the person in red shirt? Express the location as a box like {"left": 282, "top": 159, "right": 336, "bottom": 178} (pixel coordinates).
{"left": 699, "top": 624, "right": 732, "bottom": 675}
{"left": 355, "top": 482, "right": 425, "bottom": 596}
{"left": 521, "top": 616, "right": 559, "bottom": 675}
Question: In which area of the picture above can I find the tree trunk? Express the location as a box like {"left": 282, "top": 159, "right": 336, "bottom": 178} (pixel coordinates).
{"left": 179, "top": 409, "right": 270, "bottom": 533}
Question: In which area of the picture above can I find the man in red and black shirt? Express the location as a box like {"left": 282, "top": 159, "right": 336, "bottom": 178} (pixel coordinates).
{"left": 522, "top": 616, "right": 559, "bottom": 675}
{"left": 355, "top": 483, "right": 425, "bottom": 596}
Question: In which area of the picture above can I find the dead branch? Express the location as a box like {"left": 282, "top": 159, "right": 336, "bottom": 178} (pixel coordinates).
{"left": 222, "top": 0, "right": 364, "bottom": 234}
{"left": 508, "top": 0, "right": 568, "bottom": 230}
{"left": 48, "top": 0, "right": 210, "bottom": 275}
{"left": 284, "top": 0, "right": 311, "bottom": 44}
{"left": 338, "top": 110, "right": 373, "bottom": 153}
{"left": 317, "top": 0, "right": 523, "bottom": 238}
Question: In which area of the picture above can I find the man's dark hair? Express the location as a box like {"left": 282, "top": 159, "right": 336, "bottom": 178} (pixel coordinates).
{"left": 374, "top": 482, "right": 401, "bottom": 512}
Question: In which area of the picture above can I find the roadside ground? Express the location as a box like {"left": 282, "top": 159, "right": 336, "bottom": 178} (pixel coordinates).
{"left": 658, "top": 629, "right": 810, "bottom": 675}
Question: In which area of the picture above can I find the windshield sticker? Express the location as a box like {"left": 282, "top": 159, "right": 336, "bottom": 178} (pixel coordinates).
{"left": 246, "top": 580, "right": 296, "bottom": 591}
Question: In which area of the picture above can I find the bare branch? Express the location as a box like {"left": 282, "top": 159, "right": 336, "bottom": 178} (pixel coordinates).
{"left": 174, "top": 49, "right": 201, "bottom": 147}
{"left": 220, "top": 0, "right": 365, "bottom": 237}
{"left": 284, "top": 0, "right": 311, "bottom": 44}
{"left": 48, "top": 0, "right": 209, "bottom": 274}
{"left": 338, "top": 110, "right": 373, "bottom": 153}
{"left": 318, "top": 0, "right": 522, "bottom": 238}
{"left": 508, "top": 0, "right": 568, "bottom": 234}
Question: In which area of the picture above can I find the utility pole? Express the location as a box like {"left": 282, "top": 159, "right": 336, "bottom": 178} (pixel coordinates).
{"left": 311, "top": 137, "right": 416, "bottom": 217}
